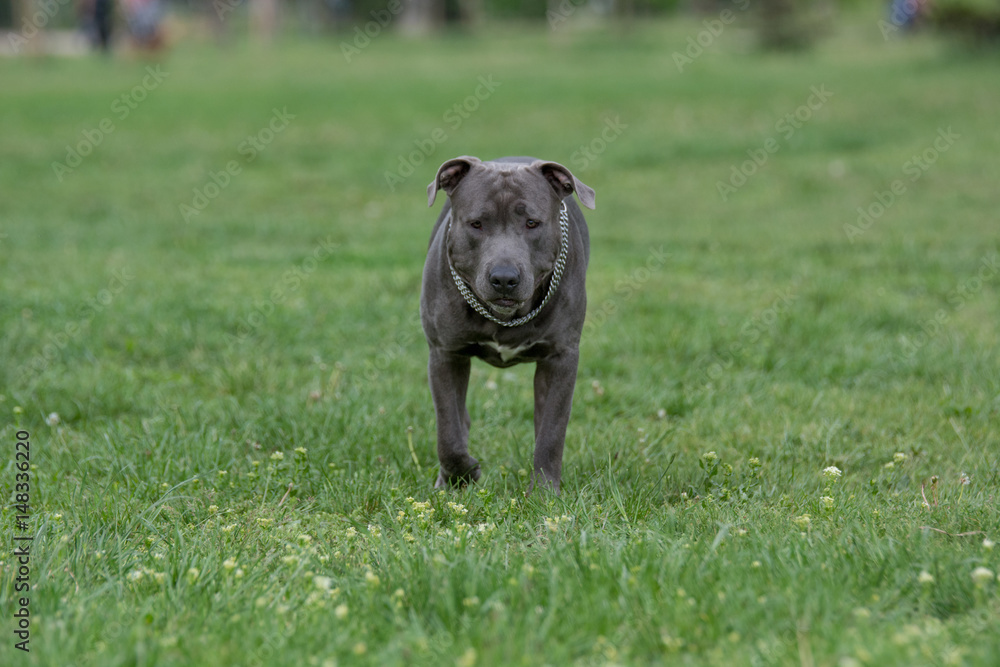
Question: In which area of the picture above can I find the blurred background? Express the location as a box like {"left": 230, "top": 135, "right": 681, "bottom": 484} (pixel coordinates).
{"left": 3, "top": 0, "right": 1000, "bottom": 56}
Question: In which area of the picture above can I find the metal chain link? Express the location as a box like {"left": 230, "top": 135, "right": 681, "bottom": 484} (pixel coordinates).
{"left": 447, "top": 200, "right": 570, "bottom": 328}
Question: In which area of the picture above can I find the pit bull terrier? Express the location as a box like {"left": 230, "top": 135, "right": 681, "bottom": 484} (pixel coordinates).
{"left": 422, "top": 155, "right": 596, "bottom": 493}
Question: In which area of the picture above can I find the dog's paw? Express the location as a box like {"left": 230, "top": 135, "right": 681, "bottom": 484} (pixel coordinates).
{"left": 434, "top": 456, "right": 481, "bottom": 489}
{"left": 526, "top": 469, "right": 561, "bottom": 496}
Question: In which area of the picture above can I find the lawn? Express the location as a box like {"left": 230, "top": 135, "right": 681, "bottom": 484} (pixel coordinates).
{"left": 2, "top": 8, "right": 999, "bottom": 666}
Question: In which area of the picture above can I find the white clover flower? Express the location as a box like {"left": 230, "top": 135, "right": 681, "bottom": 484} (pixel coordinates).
{"left": 45, "top": 412, "right": 60, "bottom": 426}
{"left": 971, "top": 567, "right": 994, "bottom": 586}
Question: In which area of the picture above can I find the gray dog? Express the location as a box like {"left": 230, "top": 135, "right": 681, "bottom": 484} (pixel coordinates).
{"left": 422, "top": 156, "right": 596, "bottom": 493}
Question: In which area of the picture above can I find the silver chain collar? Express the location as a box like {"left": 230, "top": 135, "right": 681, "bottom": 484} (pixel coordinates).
{"left": 447, "top": 200, "right": 570, "bottom": 328}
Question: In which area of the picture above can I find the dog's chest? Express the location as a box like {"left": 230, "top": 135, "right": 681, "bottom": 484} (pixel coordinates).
{"left": 466, "top": 339, "right": 551, "bottom": 368}
{"left": 483, "top": 341, "right": 532, "bottom": 363}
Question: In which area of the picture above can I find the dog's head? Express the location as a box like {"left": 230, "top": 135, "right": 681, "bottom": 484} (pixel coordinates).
{"left": 428, "top": 156, "right": 595, "bottom": 319}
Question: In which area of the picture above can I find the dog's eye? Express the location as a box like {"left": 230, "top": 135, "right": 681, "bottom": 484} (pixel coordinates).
{"left": 469, "top": 220, "right": 482, "bottom": 230}
{"left": 525, "top": 219, "right": 540, "bottom": 229}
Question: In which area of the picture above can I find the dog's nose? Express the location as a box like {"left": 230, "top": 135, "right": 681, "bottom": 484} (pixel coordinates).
{"left": 489, "top": 265, "right": 521, "bottom": 294}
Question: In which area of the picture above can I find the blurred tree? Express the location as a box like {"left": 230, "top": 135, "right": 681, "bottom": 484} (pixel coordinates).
{"left": 754, "top": 0, "right": 831, "bottom": 50}
{"left": 930, "top": 0, "right": 1000, "bottom": 43}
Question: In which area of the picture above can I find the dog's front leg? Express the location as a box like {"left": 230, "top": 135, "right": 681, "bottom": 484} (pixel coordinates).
{"left": 428, "top": 348, "right": 479, "bottom": 488}
{"left": 531, "top": 348, "right": 580, "bottom": 494}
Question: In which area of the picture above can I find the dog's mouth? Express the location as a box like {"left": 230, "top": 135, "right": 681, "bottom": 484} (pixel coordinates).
{"left": 489, "top": 298, "right": 520, "bottom": 315}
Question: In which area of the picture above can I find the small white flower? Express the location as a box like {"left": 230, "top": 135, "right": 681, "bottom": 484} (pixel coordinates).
{"left": 918, "top": 571, "right": 934, "bottom": 585}
{"left": 971, "top": 567, "right": 994, "bottom": 586}
{"left": 270, "top": 452, "right": 285, "bottom": 461}
{"left": 893, "top": 452, "right": 907, "bottom": 463}
{"left": 983, "top": 538, "right": 995, "bottom": 551}
{"left": 45, "top": 412, "right": 60, "bottom": 426}
{"left": 823, "top": 466, "right": 842, "bottom": 479}
{"left": 313, "top": 575, "right": 333, "bottom": 591}
{"left": 223, "top": 558, "right": 238, "bottom": 572}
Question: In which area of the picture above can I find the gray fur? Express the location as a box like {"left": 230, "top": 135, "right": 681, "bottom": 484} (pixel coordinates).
{"left": 421, "top": 155, "right": 595, "bottom": 493}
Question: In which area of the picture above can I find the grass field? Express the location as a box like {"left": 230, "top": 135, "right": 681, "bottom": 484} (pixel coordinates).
{"left": 2, "top": 8, "right": 1000, "bottom": 666}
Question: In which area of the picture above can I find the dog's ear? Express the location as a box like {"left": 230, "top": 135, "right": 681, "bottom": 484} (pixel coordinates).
{"left": 534, "top": 161, "right": 596, "bottom": 210}
{"left": 427, "top": 156, "right": 481, "bottom": 207}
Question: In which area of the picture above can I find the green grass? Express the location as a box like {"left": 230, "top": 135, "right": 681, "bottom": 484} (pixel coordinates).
{"left": 2, "top": 10, "right": 1000, "bottom": 666}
